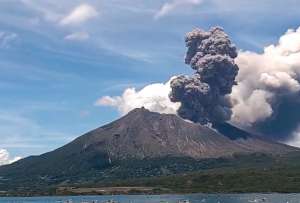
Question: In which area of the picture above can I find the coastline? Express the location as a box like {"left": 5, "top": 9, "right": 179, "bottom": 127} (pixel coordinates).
{"left": 0, "top": 186, "right": 298, "bottom": 197}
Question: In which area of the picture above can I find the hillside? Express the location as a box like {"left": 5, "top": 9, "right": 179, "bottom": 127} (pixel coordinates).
{"left": 0, "top": 107, "right": 299, "bottom": 195}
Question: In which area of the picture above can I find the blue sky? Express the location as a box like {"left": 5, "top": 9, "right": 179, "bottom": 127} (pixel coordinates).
{"left": 0, "top": 0, "right": 300, "bottom": 159}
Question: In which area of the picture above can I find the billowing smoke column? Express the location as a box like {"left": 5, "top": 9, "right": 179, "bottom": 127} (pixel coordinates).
{"left": 230, "top": 26, "right": 300, "bottom": 141}
{"left": 169, "top": 27, "right": 239, "bottom": 124}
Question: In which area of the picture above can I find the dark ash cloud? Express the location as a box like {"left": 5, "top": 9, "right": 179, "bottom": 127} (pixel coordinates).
{"left": 169, "top": 27, "right": 239, "bottom": 124}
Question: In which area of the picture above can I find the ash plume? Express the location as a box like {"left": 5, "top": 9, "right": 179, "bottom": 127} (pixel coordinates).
{"left": 97, "top": 25, "right": 300, "bottom": 146}
{"left": 169, "top": 27, "right": 239, "bottom": 124}
{"left": 230, "top": 26, "right": 300, "bottom": 142}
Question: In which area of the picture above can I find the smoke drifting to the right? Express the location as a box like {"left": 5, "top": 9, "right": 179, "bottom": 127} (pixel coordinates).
{"left": 231, "top": 27, "right": 300, "bottom": 142}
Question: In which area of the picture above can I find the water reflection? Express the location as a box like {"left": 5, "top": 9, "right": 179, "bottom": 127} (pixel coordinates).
{"left": 0, "top": 194, "right": 298, "bottom": 203}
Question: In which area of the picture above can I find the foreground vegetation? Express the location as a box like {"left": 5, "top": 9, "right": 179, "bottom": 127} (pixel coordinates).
{"left": 2, "top": 152, "right": 300, "bottom": 196}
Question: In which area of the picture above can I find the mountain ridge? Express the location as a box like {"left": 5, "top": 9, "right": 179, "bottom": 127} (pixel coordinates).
{"left": 0, "top": 107, "right": 299, "bottom": 195}
{"left": 0, "top": 108, "right": 296, "bottom": 171}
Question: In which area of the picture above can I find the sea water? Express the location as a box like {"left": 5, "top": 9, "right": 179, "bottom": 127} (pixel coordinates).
{"left": 0, "top": 194, "right": 298, "bottom": 203}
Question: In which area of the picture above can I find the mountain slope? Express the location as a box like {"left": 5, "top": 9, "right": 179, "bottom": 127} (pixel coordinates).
{"left": 79, "top": 107, "right": 294, "bottom": 159}
{"left": 0, "top": 108, "right": 298, "bottom": 193}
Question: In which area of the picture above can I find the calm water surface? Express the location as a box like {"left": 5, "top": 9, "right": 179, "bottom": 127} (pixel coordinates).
{"left": 0, "top": 194, "right": 298, "bottom": 203}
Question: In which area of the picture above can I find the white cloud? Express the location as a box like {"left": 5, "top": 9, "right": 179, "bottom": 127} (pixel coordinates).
{"left": 0, "top": 32, "right": 18, "bottom": 48}
{"left": 64, "top": 31, "right": 90, "bottom": 41}
{"left": 230, "top": 89, "right": 273, "bottom": 125}
{"left": 95, "top": 78, "right": 180, "bottom": 115}
{"left": 154, "top": 0, "right": 202, "bottom": 19}
{"left": 285, "top": 126, "right": 300, "bottom": 148}
{"left": 259, "top": 72, "right": 300, "bottom": 92}
{"left": 230, "top": 26, "right": 300, "bottom": 126}
{"left": 60, "top": 4, "right": 99, "bottom": 26}
{"left": 0, "top": 149, "right": 21, "bottom": 166}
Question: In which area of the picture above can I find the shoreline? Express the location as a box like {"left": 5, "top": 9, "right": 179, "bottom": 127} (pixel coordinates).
{"left": 0, "top": 188, "right": 298, "bottom": 198}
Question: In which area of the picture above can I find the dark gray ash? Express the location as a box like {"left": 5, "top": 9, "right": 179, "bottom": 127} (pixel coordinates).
{"left": 169, "top": 27, "right": 239, "bottom": 124}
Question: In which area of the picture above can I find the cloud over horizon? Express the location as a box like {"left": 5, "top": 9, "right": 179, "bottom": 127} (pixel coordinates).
{"left": 0, "top": 149, "right": 21, "bottom": 166}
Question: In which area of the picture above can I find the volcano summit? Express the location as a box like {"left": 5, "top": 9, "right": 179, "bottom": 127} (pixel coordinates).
{"left": 0, "top": 108, "right": 299, "bottom": 195}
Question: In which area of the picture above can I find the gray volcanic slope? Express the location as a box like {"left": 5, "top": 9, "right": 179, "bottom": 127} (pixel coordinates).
{"left": 78, "top": 107, "right": 294, "bottom": 159}
{"left": 0, "top": 107, "right": 297, "bottom": 179}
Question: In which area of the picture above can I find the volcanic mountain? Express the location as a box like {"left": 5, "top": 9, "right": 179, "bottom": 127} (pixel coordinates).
{"left": 0, "top": 107, "right": 298, "bottom": 194}
{"left": 64, "top": 107, "right": 294, "bottom": 160}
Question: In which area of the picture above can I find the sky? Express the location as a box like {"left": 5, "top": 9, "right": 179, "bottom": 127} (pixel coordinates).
{"left": 0, "top": 0, "right": 300, "bottom": 163}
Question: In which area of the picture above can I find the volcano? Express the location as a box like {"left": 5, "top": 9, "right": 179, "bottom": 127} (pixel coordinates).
{"left": 60, "top": 107, "right": 295, "bottom": 160}
{"left": 0, "top": 108, "right": 298, "bottom": 194}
